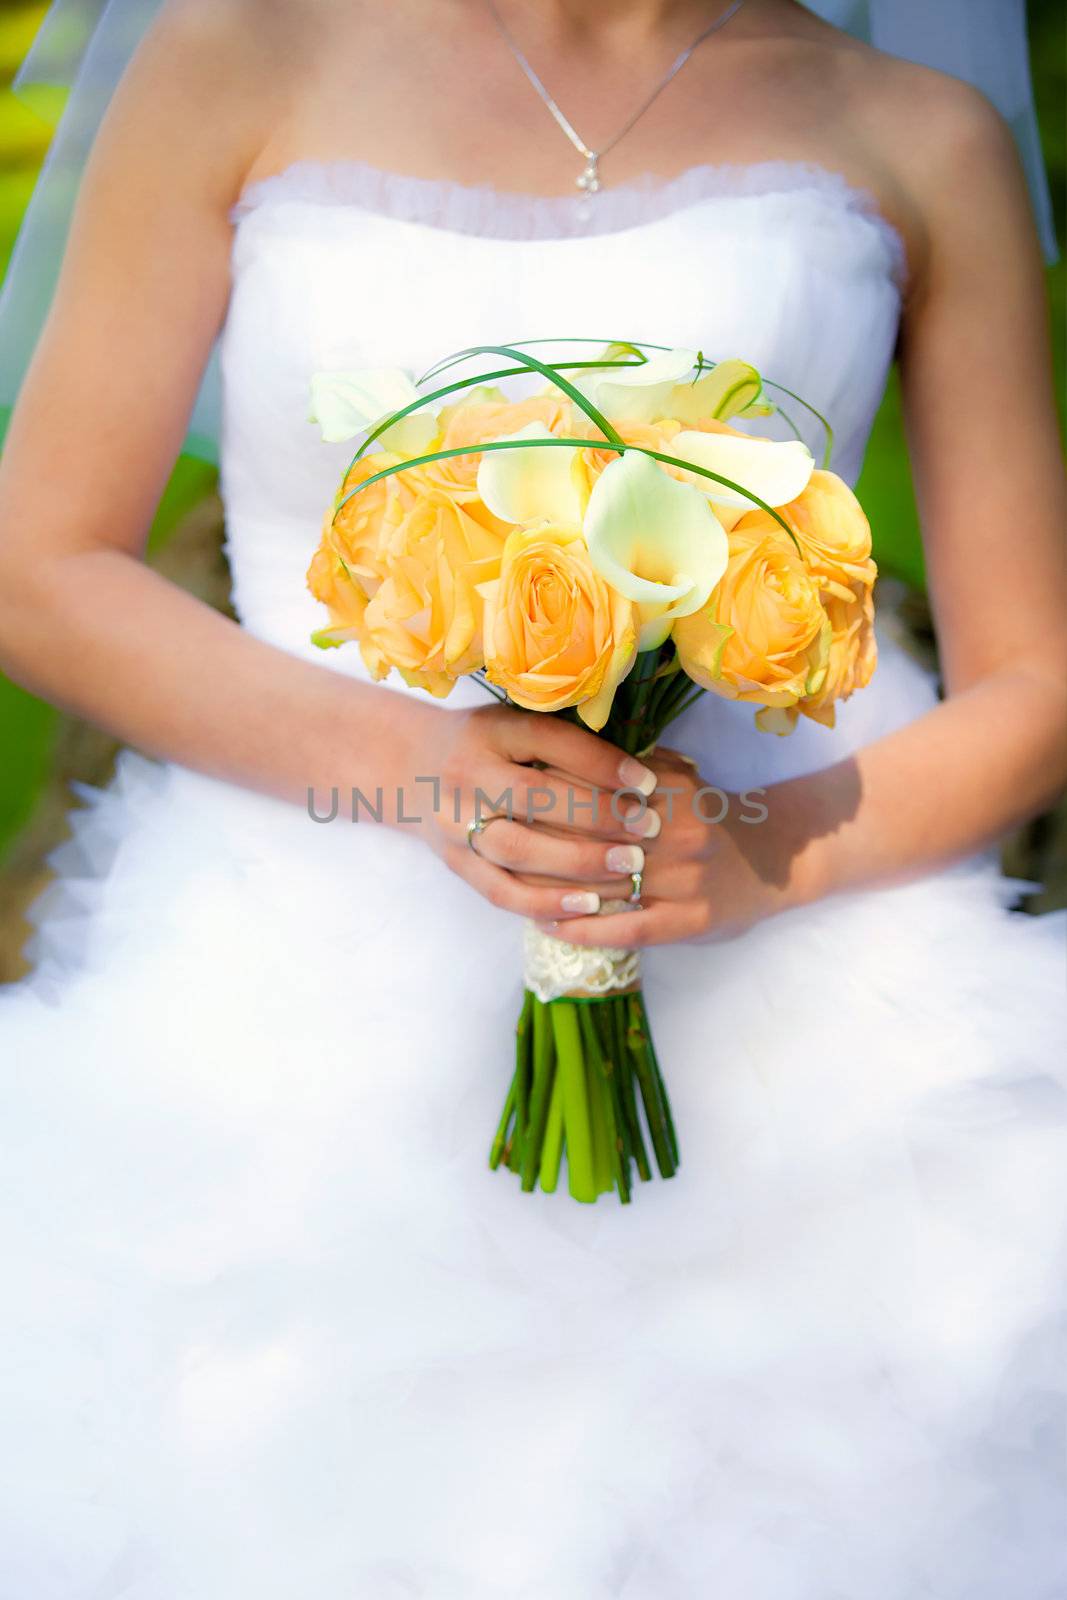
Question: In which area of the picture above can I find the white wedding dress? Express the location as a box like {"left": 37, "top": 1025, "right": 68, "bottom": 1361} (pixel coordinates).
{"left": 1, "top": 162, "right": 1065, "bottom": 1600}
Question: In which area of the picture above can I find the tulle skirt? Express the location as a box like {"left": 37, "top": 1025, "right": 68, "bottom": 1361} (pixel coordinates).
{"left": 1, "top": 639, "right": 1065, "bottom": 1599}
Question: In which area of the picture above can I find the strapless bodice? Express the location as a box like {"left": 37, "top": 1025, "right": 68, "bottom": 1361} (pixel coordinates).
{"left": 216, "top": 160, "right": 916, "bottom": 789}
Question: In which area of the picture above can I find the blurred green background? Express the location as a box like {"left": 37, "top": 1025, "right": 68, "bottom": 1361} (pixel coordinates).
{"left": 0, "top": 1, "right": 1064, "bottom": 974}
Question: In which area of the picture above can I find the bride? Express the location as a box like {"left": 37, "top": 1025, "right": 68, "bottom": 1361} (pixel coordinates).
{"left": 0, "top": 0, "right": 1064, "bottom": 1594}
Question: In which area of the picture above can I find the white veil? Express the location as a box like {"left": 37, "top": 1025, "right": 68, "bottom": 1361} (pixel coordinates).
{"left": 0, "top": 0, "right": 221, "bottom": 459}
{"left": 0, "top": 0, "right": 1057, "bottom": 465}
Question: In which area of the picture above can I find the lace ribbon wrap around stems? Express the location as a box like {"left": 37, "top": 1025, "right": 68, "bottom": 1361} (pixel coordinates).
{"left": 522, "top": 904, "right": 641, "bottom": 1003}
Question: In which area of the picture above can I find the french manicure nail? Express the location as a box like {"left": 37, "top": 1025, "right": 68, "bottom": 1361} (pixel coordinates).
{"left": 624, "top": 807, "right": 661, "bottom": 839}
{"left": 606, "top": 844, "right": 645, "bottom": 874}
{"left": 561, "top": 891, "right": 600, "bottom": 915}
{"left": 618, "top": 756, "right": 657, "bottom": 796}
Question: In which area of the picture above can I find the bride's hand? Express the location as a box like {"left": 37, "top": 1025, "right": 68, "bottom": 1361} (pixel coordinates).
{"left": 529, "top": 746, "right": 820, "bottom": 949}
{"left": 402, "top": 701, "right": 658, "bottom": 922}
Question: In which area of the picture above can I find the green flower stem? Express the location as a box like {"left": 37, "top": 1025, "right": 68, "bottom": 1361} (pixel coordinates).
{"left": 639, "top": 651, "right": 688, "bottom": 731}
{"left": 488, "top": 1077, "right": 516, "bottom": 1172}
{"left": 608, "top": 649, "right": 663, "bottom": 756}
{"left": 657, "top": 683, "right": 707, "bottom": 734}
{"left": 627, "top": 994, "right": 678, "bottom": 1179}
{"left": 654, "top": 684, "right": 697, "bottom": 730}
{"left": 551, "top": 1002, "right": 597, "bottom": 1203}
{"left": 509, "top": 990, "right": 534, "bottom": 1174}
{"left": 631, "top": 650, "right": 663, "bottom": 716}
{"left": 539, "top": 1062, "right": 565, "bottom": 1193}
{"left": 633, "top": 1046, "right": 676, "bottom": 1180}
{"left": 596, "top": 1000, "right": 641, "bottom": 1193}
{"left": 584, "top": 1003, "right": 631, "bottom": 1204}
{"left": 521, "top": 997, "right": 556, "bottom": 1193}
{"left": 491, "top": 989, "right": 677, "bottom": 1202}
{"left": 591, "top": 1002, "right": 628, "bottom": 1159}
{"left": 642, "top": 1001, "right": 680, "bottom": 1168}
{"left": 578, "top": 1007, "right": 614, "bottom": 1196}
{"left": 599, "top": 1066, "right": 626, "bottom": 1203}
{"left": 630, "top": 996, "right": 669, "bottom": 1129}
{"left": 611, "top": 998, "right": 652, "bottom": 1183}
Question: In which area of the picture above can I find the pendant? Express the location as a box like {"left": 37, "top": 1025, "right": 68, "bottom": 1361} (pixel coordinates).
{"left": 576, "top": 153, "right": 601, "bottom": 194}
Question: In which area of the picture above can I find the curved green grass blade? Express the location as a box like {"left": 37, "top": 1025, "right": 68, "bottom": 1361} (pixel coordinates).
{"left": 334, "top": 435, "right": 800, "bottom": 544}
{"left": 461, "top": 338, "right": 834, "bottom": 468}
{"left": 415, "top": 342, "right": 626, "bottom": 448}
{"left": 348, "top": 358, "right": 647, "bottom": 473}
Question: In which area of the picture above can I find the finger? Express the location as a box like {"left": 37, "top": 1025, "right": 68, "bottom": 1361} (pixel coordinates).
{"left": 513, "top": 854, "right": 691, "bottom": 902}
{"left": 652, "top": 746, "right": 700, "bottom": 772}
{"left": 497, "top": 713, "right": 658, "bottom": 801}
{"left": 533, "top": 900, "right": 704, "bottom": 950}
{"left": 533, "top": 767, "right": 673, "bottom": 844}
{"left": 515, "top": 873, "right": 640, "bottom": 902}
{"left": 506, "top": 769, "right": 672, "bottom": 842}
{"left": 454, "top": 847, "right": 606, "bottom": 921}
{"left": 441, "top": 761, "right": 635, "bottom": 843}
{"left": 472, "top": 818, "right": 646, "bottom": 884}
{"left": 443, "top": 758, "right": 531, "bottom": 837}
{"left": 504, "top": 770, "right": 629, "bottom": 839}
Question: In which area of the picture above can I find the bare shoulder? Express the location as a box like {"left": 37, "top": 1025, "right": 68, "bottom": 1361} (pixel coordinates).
{"left": 148, "top": 0, "right": 306, "bottom": 67}
{"left": 864, "top": 57, "right": 1035, "bottom": 295}
{"left": 131, "top": 0, "right": 289, "bottom": 95}
{"left": 846, "top": 46, "right": 1020, "bottom": 191}
{"left": 789, "top": 16, "right": 1031, "bottom": 287}
{"left": 147, "top": 0, "right": 376, "bottom": 74}
{"left": 775, "top": 0, "right": 1011, "bottom": 150}
{"left": 98, "top": 0, "right": 336, "bottom": 203}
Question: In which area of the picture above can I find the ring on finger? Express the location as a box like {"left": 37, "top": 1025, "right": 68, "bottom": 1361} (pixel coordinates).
{"left": 628, "top": 868, "right": 644, "bottom": 906}
{"left": 466, "top": 813, "right": 507, "bottom": 857}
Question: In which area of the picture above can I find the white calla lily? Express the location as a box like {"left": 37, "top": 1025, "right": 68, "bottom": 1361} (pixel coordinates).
{"left": 309, "top": 368, "right": 438, "bottom": 454}
{"left": 476, "top": 423, "right": 585, "bottom": 526}
{"left": 575, "top": 346, "right": 699, "bottom": 424}
{"left": 671, "top": 429, "right": 814, "bottom": 513}
{"left": 670, "top": 359, "right": 771, "bottom": 424}
{"left": 584, "top": 450, "right": 728, "bottom": 651}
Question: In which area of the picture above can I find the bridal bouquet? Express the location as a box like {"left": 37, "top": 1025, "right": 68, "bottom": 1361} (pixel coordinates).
{"left": 306, "top": 341, "right": 877, "bottom": 1204}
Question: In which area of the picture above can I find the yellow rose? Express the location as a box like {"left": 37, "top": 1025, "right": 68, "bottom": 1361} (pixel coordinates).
{"left": 361, "top": 489, "right": 506, "bottom": 696}
{"left": 581, "top": 416, "right": 768, "bottom": 482}
{"left": 581, "top": 419, "right": 684, "bottom": 488}
{"left": 414, "top": 396, "right": 576, "bottom": 529}
{"left": 673, "top": 515, "right": 831, "bottom": 719}
{"left": 796, "top": 580, "right": 877, "bottom": 729}
{"left": 482, "top": 525, "right": 637, "bottom": 729}
{"left": 307, "top": 507, "right": 369, "bottom": 635}
{"left": 774, "top": 469, "right": 877, "bottom": 596}
{"left": 743, "top": 471, "right": 878, "bottom": 730}
{"left": 306, "top": 451, "right": 403, "bottom": 642}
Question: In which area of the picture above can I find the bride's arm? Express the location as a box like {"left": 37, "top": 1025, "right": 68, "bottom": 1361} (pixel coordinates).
{"left": 0, "top": 0, "right": 643, "bottom": 924}
{"left": 796, "top": 85, "right": 1066, "bottom": 882}
{"left": 789, "top": 87, "right": 1067, "bottom": 894}
{"left": 545, "top": 80, "right": 1067, "bottom": 951}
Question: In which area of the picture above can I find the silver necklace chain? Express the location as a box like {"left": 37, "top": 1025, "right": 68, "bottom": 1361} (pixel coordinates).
{"left": 484, "top": 0, "right": 749, "bottom": 195}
